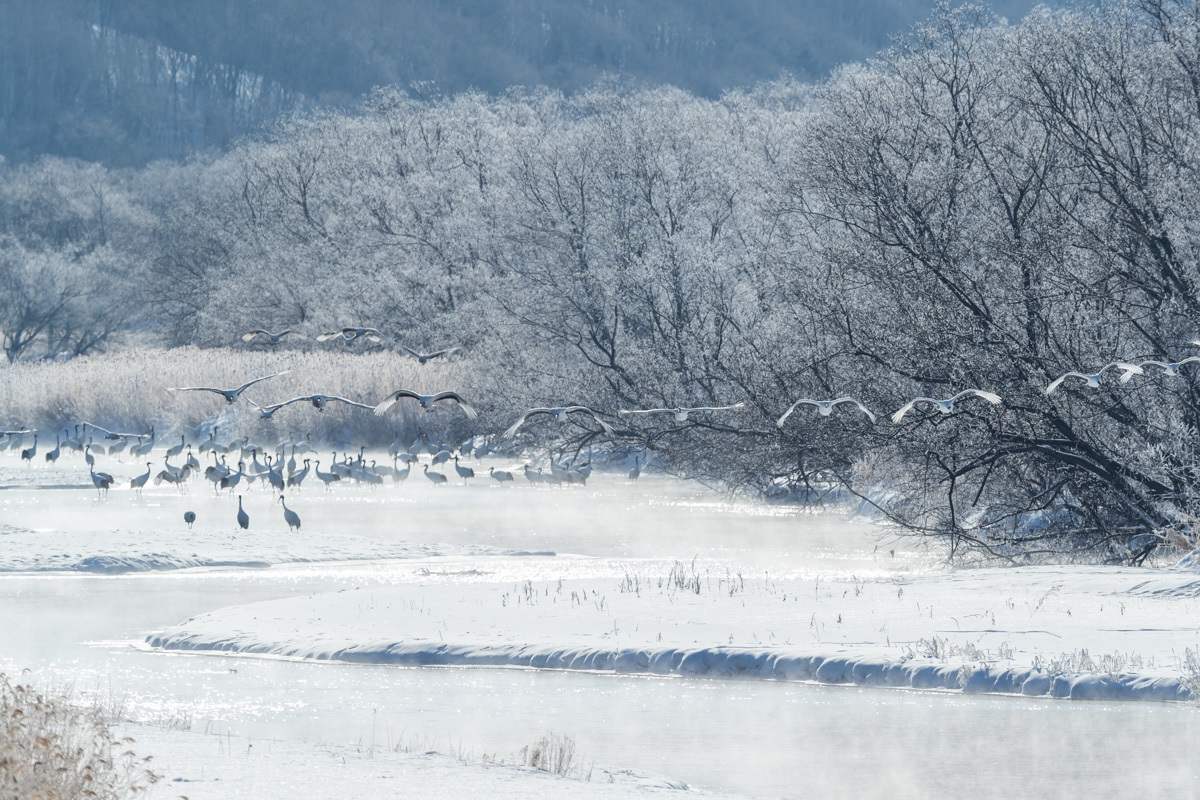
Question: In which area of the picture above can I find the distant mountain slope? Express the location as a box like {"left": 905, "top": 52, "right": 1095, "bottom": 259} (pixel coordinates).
{"left": 0, "top": 0, "right": 1054, "bottom": 164}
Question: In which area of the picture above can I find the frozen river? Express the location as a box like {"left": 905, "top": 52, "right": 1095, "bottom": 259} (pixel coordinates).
{"left": 1, "top": 473, "right": 1197, "bottom": 798}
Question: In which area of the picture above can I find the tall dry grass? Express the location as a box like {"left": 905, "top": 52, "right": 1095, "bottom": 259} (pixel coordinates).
{"left": 519, "top": 731, "right": 585, "bottom": 778}
{"left": 0, "top": 673, "right": 158, "bottom": 799}
{"left": 0, "top": 347, "right": 474, "bottom": 448}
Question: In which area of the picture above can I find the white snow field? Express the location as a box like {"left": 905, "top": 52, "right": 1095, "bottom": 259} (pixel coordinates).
{"left": 2, "top": 465, "right": 1200, "bottom": 798}
{"left": 120, "top": 721, "right": 741, "bottom": 800}
{"left": 143, "top": 562, "right": 1200, "bottom": 702}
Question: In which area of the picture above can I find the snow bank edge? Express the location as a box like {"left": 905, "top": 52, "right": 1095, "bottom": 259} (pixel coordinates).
{"left": 143, "top": 635, "right": 1191, "bottom": 704}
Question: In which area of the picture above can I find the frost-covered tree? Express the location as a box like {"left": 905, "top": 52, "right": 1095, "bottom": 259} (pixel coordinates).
{"left": 0, "top": 158, "right": 146, "bottom": 360}
{"left": 9, "top": 1, "right": 1200, "bottom": 563}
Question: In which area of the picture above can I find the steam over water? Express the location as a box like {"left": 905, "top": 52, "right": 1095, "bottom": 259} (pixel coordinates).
{"left": 1, "top": 475, "right": 1196, "bottom": 797}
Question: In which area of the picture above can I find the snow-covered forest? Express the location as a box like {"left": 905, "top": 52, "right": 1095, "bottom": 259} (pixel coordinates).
{"left": 4, "top": 2, "right": 1200, "bottom": 562}
{"left": 1, "top": 0, "right": 1052, "bottom": 163}
{"left": 9, "top": 5, "right": 1200, "bottom": 800}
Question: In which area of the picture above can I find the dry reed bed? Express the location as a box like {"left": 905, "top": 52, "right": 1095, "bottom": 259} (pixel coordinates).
{"left": 0, "top": 348, "right": 473, "bottom": 447}
{"left": 0, "top": 673, "right": 158, "bottom": 800}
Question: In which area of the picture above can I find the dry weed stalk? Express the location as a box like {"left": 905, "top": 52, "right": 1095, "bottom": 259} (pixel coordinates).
{"left": 520, "top": 731, "right": 582, "bottom": 778}
{"left": 0, "top": 673, "right": 159, "bottom": 799}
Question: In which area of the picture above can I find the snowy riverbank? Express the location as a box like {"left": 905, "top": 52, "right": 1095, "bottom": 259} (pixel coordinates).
{"left": 146, "top": 562, "right": 1200, "bottom": 703}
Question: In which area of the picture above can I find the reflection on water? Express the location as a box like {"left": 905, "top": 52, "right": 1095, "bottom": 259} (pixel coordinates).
{"left": 0, "top": 475, "right": 1193, "bottom": 798}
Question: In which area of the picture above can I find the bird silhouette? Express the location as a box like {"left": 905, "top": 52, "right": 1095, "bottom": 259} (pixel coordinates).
{"left": 619, "top": 403, "right": 745, "bottom": 423}
{"left": 777, "top": 398, "right": 876, "bottom": 427}
{"left": 1134, "top": 357, "right": 1200, "bottom": 378}
{"left": 44, "top": 435, "right": 61, "bottom": 464}
{"left": 249, "top": 394, "right": 374, "bottom": 417}
{"left": 317, "top": 327, "right": 381, "bottom": 343}
{"left": 20, "top": 434, "right": 37, "bottom": 464}
{"left": 628, "top": 454, "right": 643, "bottom": 481}
{"left": 374, "top": 389, "right": 477, "bottom": 418}
{"left": 167, "top": 371, "right": 290, "bottom": 403}
{"left": 278, "top": 496, "right": 301, "bottom": 531}
{"left": 453, "top": 456, "right": 475, "bottom": 481}
{"left": 503, "top": 407, "right": 614, "bottom": 438}
{"left": 242, "top": 329, "right": 307, "bottom": 343}
{"left": 130, "top": 462, "right": 152, "bottom": 494}
{"left": 891, "top": 390, "right": 1002, "bottom": 423}
{"left": 399, "top": 344, "right": 460, "bottom": 364}
{"left": 89, "top": 465, "right": 114, "bottom": 496}
{"left": 1046, "top": 363, "right": 1143, "bottom": 394}
{"left": 236, "top": 495, "right": 250, "bottom": 529}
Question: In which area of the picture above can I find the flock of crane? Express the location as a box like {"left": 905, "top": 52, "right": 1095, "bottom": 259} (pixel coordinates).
{"left": 0, "top": 414, "right": 605, "bottom": 532}
{"left": 5, "top": 320, "right": 1198, "bottom": 532}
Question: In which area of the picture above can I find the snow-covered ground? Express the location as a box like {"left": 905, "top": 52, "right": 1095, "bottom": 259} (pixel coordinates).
{"left": 3, "top": 460, "right": 1200, "bottom": 798}
{"left": 129, "top": 722, "right": 744, "bottom": 800}
{"left": 145, "top": 562, "right": 1200, "bottom": 702}
{"left": 0, "top": 524, "right": 551, "bottom": 573}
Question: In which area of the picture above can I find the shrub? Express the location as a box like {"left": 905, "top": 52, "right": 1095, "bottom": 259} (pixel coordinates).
{"left": 0, "top": 673, "right": 159, "bottom": 800}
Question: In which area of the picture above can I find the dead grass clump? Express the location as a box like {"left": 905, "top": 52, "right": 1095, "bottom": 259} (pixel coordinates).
{"left": 1181, "top": 648, "right": 1200, "bottom": 702}
{"left": 520, "top": 731, "right": 587, "bottom": 779}
{"left": 1032, "top": 648, "right": 1147, "bottom": 676}
{"left": 905, "top": 635, "right": 1001, "bottom": 664}
{"left": 663, "top": 558, "right": 703, "bottom": 595}
{"left": 0, "top": 673, "right": 159, "bottom": 799}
